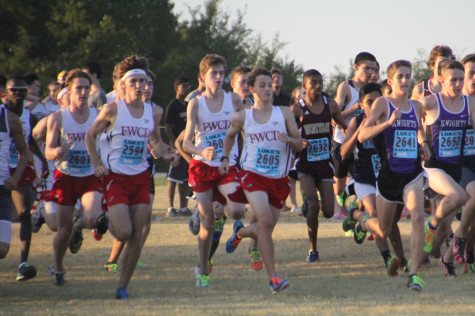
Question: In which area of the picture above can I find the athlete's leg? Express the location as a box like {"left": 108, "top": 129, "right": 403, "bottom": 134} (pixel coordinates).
{"left": 455, "top": 181, "right": 475, "bottom": 239}
{"left": 11, "top": 185, "right": 36, "bottom": 263}
{"left": 178, "top": 182, "right": 190, "bottom": 209}
{"left": 363, "top": 196, "right": 397, "bottom": 239}
{"left": 75, "top": 191, "right": 103, "bottom": 230}
{"left": 53, "top": 204, "right": 75, "bottom": 272}
{"left": 218, "top": 182, "right": 246, "bottom": 220}
{"left": 299, "top": 174, "right": 320, "bottom": 252}
{"left": 44, "top": 201, "right": 57, "bottom": 232}
{"left": 196, "top": 189, "right": 215, "bottom": 275}
{"left": 167, "top": 180, "right": 176, "bottom": 209}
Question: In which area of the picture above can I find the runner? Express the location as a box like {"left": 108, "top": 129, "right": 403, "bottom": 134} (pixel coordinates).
{"left": 85, "top": 56, "right": 178, "bottom": 299}
{"left": 355, "top": 60, "right": 430, "bottom": 291}
{"left": 221, "top": 67, "right": 303, "bottom": 293}
{"left": 0, "top": 81, "right": 31, "bottom": 260}
{"left": 341, "top": 83, "right": 407, "bottom": 275}
{"left": 292, "top": 69, "right": 346, "bottom": 262}
{"left": 4, "top": 75, "right": 49, "bottom": 281}
{"left": 183, "top": 54, "right": 247, "bottom": 288}
{"left": 45, "top": 69, "right": 108, "bottom": 285}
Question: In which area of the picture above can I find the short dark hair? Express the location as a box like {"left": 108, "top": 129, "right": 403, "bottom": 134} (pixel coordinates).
{"left": 247, "top": 68, "right": 271, "bottom": 88}
{"left": 65, "top": 69, "right": 92, "bottom": 90}
{"left": 82, "top": 61, "right": 102, "bottom": 79}
{"left": 462, "top": 54, "right": 475, "bottom": 65}
{"left": 0, "top": 74, "right": 6, "bottom": 87}
{"left": 231, "top": 66, "right": 251, "bottom": 83}
{"left": 438, "top": 60, "right": 464, "bottom": 77}
{"left": 428, "top": 45, "right": 453, "bottom": 68}
{"left": 380, "top": 79, "right": 392, "bottom": 95}
{"left": 24, "top": 73, "right": 39, "bottom": 85}
{"left": 359, "top": 83, "right": 382, "bottom": 101}
{"left": 354, "top": 52, "right": 376, "bottom": 66}
{"left": 199, "top": 54, "right": 226, "bottom": 75}
{"left": 7, "top": 75, "right": 26, "bottom": 87}
{"left": 387, "top": 60, "right": 412, "bottom": 79}
{"left": 270, "top": 68, "right": 282, "bottom": 76}
{"left": 303, "top": 69, "right": 322, "bottom": 82}
{"left": 146, "top": 69, "right": 156, "bottom": 81}
{"left": 174, "top": 76, "right": 189, "bottom": 90}
{"left": 116, "top": 55, "right": 149, "bottom": 79}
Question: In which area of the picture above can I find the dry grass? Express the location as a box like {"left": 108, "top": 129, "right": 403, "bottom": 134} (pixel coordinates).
{"left": 1, "top": 178, "right": 474, "bottom": 315}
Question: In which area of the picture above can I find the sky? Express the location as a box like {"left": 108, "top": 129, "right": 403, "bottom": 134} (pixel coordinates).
{"left": 172, "top": 0, "right": 474, "bottom": 77}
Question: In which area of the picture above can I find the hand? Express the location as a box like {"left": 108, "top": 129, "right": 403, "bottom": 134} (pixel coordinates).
{"left": 166, "top": 149, "right": 180, "bottom": 167}
{"left": 277, "top": 132, "right": 289, "bottom": 144}
{"left": 59, "top": 139, "right": 71, "bottom": 156}
{"left": 419, "top": 142, "right": 431, "bottom": 161}
{"left": 3, "top": 176, "right": 19, "bottom": 190}
{"left": 148, "top": 144, "right": 161, "bottom": 159}
{"left": 94, "top": 164, "right": 109, "bottom": 177}
{"left": 302, "top": 138, "right": 310, "bottom": 148}
{"left": 388, "top": 107, "right": 402, "bottom": 126}
{"left": 40, "top": 160, "right": 49, "bottom": 179}
{"left": 219, "top": 159, "right": 229, "bottom": 175}
{"left": 201, "top": 146, "right": 216, "bottom": 161}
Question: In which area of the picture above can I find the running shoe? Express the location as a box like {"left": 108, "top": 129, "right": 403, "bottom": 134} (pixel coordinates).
{"left": 331, "top": 211, "right": 347, "bottom": 222}
{"left": 445, "top": 233, "right": 454, "bottom": 248}
{"left": 270, "top": 276, "right": 289, "bottom": 294}
{"left": 226, "top": 220, "right": 243, "bottom": 253}
{"left": 104, "top": 262, "right": 118, "bottom": 273}
{"left": 16, "top": 262, "right": 37, "bottom": 281}
{"left": 136, "top": 259, "right": 144, "bottom": 269}
{"left": 194, "top": 258, "right": 213, "bottom": 276}
{"left": 48, "top": 264, "right": 55, "bottom": 276}
{"left": 166, "top": 207, "right": 180, "bottom": 217}
{"left": 53, "top": 272, "right": 66, "bottom": 286}
{"left": 438, "top": 257, "right": 457, "bottom": 277}
{"left": 195, "top": 274, "right": 209, "bottom": 288}
{"left": 423, "top": 217, "right": 436, "bottom": 254}
{"left": 290, "top": 206, "right": 301, "bottom": 214}
{"left": 455, "top": 207, "right": 463, "bottom": 221}
{"left": 306, "top": 250, "right": 319, "bottom": 263}
{"left": 367, "top": 232, "right": 374, "bottom": 241}
{"left": 250, "top": 249, "right": 263, "bottom": 271}
{"left": 92, "top": 211, "right": 108, "bottom": 241}
{"left": 213, "top": 216, "right": 226, "bottom": 240}
{"left": 188, "top": 206, "right": 200, "bottom": 236}
{"left": 69, "top": 230, "right": 83, "bottom": 254}
{"left": 464, "top": 262, "right": 474, "bottom": 274}
{"left": 342, "top": 215, "right": 356, "bottom": 232}
{"left": 353, "top": 223, "right": 366, "bottom": 244}
{"left": 115, "top": 287, "right": 128, "bottom": 299}
{"left": 407, "top": 274, "right": 425, "bottom": 291}
{"left": 386, "top": 257, "right": 400, "bottom": 277}
{"left": 453, "top": 236, "right": 466, "bottom": 264}
{"left": 31, "top": 200, "right": 45, "bottom": 233}
{"left": 336, "top": 192, "right": 347, "bottom": 208}
{"left": 179, "top": 207, "right": 193, "bottom": 216}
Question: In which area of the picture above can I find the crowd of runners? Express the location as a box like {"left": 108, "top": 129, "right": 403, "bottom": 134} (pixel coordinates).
{"left": 0, "top": 45, "right": 474, "bottom": 299}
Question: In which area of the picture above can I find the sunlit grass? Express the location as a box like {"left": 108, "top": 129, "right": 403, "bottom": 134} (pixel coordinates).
{"left": 1, "top": 178, "right": 474, "bottom": 315}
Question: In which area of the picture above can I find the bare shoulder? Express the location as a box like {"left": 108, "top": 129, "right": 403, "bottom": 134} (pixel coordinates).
{"left": 152, "top": 103, "right": 163, "bottom": 116}
{"left": 231, "top": 91, "right": 244, "bottom": 111}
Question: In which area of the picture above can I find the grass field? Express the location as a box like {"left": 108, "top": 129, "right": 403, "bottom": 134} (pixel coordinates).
{"left": 1, "top": 178, "right": 474, "bottom": 315}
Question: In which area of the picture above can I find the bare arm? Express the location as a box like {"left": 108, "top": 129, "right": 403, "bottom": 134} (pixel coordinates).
{"left": 329, "top": 98, "right": 347, "bottom": 131}
{"left": 183, "top": 98, "right": 214, "bottom": 160}
{"left": 219, "top": 111, "right": 245, "bottom": 174}
{"left": 340, "top": 116, "right": 359, "bottom": 160}
{"left": 32, "top": 116, "right": 48, "bottom": 143}
{"left": 85, "top": 103, "right": 116, "bottom": 177}
{"left": 231, "top": 92, "right": 244, "bottom": 113}
{"left": 164, "top": 123, "right": 176, "bottom": 148}
{"left": 28, "top": 114, "right": 48, "bottom": 178}
{"left": 334, "top": 81, "right": 349, "bottom": 111}
{"left": 175, "top": 130, "right": 192, "bottom": 163}
{"left": 4, "top": 112, "right": 32, "bottom": 189}
{"left": 413, "top": 100, "right": 430, "bottom": 161}
{"left": 45, "top": 111, "right": 67, "bottom": 160}
{"left": 411, "top": 83, "right": 423, "bottom": 100}
{"left": 279, "top": 106, "right": 304, "bottom": 152}
{"left": 149, "top": 105, "right": 179, "bottom": 166}
{"left": 358, "top": 97, "right": 393, "bottom": 143}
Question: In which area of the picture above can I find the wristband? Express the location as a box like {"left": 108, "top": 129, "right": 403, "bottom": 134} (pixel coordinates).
{"left": 220, "top": 156, "right": 229, "bottom": 162}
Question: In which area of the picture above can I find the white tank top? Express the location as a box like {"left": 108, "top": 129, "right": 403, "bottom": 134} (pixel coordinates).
{"left": 240, "top": 106, "right": 292, "bottom": 179}
{"left": 103, "top": 99, "right": 154, "bottom": 175}
{"left": 9, "top": 109, "right": 31, "bottom": 168}
{"left": 55, "top": 107, "right": 98, "bottom": 177}
{"left": 333, "top": 82, "right": 359, "bottom": 144}
{"left": 194, "top": 92, "right": 239, "bottom": 167}
{"left": 0, "top": 106, "right": 11, "bottom": 185}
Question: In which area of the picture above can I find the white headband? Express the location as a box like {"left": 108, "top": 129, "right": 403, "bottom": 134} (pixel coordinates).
{"left": 120, "top": 69, "right": 147, "bottom": 82}
{"left": 57, "top": 88, "right": 68, "bottom": 100}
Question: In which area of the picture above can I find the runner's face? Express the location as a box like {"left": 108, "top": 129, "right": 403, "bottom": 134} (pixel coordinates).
{"left": 464, "top": 62, "right": 475, "bottom": 96}
{"left": 232, "top": 73, "right": 250, "bottom": 98}
{"left": 143, "top": 76, "right": 154, "bottom": 100}
{"left": 49, "top": 84, "right": 60, "bottom": 99}
{"left": 6, "top": 79, "right": 27, "bottom": 107}
{"left": 361, "top": 91, "right": 381, "bottom": 114}
{"left": 251, "top": 75, "right": 273, "bottom": 103}
{"left": 69, "top": 78, "right": 90, "bottom": 107}
{"left": 29, "top": 80, "right": 41, "bottom": 96}
{"left": 355, "top": 61, "right": 374, "bottom": 83}
{"left": 434, "top": 55, "right": 451, "bottom": 72}
{"left": 304, "top": 75, "right": 323, "bottom": 100}
{"left": 123, "top": 74, "right": 146, "bottom": 101}
{"left": 203, "top": 65, "right": 225, "bottom": 90}
{"left": 176, "top": 82, "right": 191, "bottom": 97}
{"left": 369, "top": 66, "right": 380, "bottom": 83}
{"left": 441, "top": 68, "right": 464, "bottom": 97}
{"left": 389, "top": 66, "right": 411, "bottom": 96}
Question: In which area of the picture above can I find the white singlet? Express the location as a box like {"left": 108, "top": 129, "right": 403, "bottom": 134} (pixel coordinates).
{"left": 103, "top": 99, "right": 154, "bottom": 175}
{"left": 9, "top": 108, "right": 30, "bottom": 168}
{"left": 0, "top": 107, "right": 11, "bottom": 185}
{"left": 240, "top": 106, "right": 292, "bottom": 179}
{"left": 193, "top": 92, "right": 239, "bottom": 167}
{"left": 55, "top": 107, "right": 98, "bottom": 177}
{"left": 333, "top": 83, "right": 359, "bottom": 144}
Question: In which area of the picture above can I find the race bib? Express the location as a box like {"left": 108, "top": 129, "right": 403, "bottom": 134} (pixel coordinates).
{"left": 439, "top": 130, "right": 462, "bottom": 158}
{"left": 393, "top": 130, "right": 417, "bottom": 158}
{"left": 204, "top": 131, "right": 226, "bottom": 159}
{"left": 119, "top": 139, "right": 145, "bottom": 165}
{"left": 362, "top": 139, "right": 374, "bottom": 150}
{"left": 464, "top": 129, "right": 475, "bottom": 156}
{"left": 307, "top": 138, "right": 329, "bottom": 161}
{"left": 371, "top": 154, "right": 381, "bottom": 177}
{"left": 66, "top": 149, "right": 92, "bottom": 174}
{"left": 255, "top": 147, "right": 281, "bottom": 176}
{"left": 9, "top": 142, "right": 18, "bottom": 165}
